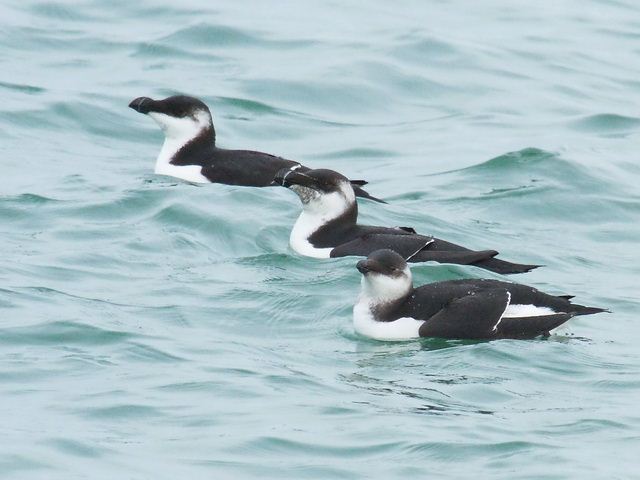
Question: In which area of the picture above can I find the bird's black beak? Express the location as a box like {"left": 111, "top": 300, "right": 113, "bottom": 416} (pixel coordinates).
{"left": 129, "top": 97, "right": 154, "bottom": 114}
{"left": 356, "top": 259, "right": 374, "bottom": 275}
{"left": 356, "top": 259, "right": 370, "bottom": 274}
{"left": 356, "top": 258, "right": 387, "bottom": 275}
{"left": 272, "top": 168, "right": 315, "bottom": 188}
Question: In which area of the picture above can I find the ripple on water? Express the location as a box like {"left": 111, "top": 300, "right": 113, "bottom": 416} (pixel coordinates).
{"left": 158, "top": 23, "right": 316, "bottom": 51}
{"left": 0, "top": 321, "right": 133, "bottom": 346}
{"left": 243, "top": 436, "right": 405, "bottom": 458}
{"left": 44, "top": 438, "right": 104, "bottom": 459}
{"left": 0, "top": 81, "right": 46, "bottom": 94}
{"left": 569, "top": 113, "right": 640, "bottom": 136}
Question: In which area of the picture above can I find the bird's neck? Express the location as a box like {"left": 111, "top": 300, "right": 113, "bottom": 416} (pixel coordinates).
{"left": 156, "top": 125, "right": 216, "bottom": 169}
{"left": 295, "top": 200, "right": 358, "bottom": 248}
{"left": 358, "top": 276, "right": 413, "bottom": 322}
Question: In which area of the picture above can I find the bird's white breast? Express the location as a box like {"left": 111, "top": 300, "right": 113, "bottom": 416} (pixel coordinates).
{"left": 155, "top": 162, "right": 209, "bottom": 184}
{"left": 353, "top": 300, "right": 424, "bottom": 341}
{"left": 289, "top": 189, "right": 351, "bottom": 259}
{"left": 289, "top": 211, "right": 334, "bottom": 258}
{"left": 150, "top": 110, "right": 212, "bottom": 184}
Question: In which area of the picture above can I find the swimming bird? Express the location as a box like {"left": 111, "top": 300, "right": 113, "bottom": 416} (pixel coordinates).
{"left": 353, "top": 249, "right": 606, "bottom": 341}
{"left": 128, "top": 94, "right": 383, "bottom": 202}
{"left": 273, "top": 168, "right": 539, "bottom": 274}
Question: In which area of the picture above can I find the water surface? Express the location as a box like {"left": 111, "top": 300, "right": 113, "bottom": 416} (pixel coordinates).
{"left": 1, "top": 1, "right": 639, "bottom": 478}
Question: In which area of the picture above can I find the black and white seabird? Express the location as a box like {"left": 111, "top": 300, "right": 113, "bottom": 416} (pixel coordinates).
{"left": 128, "top": 94, "right": 383, "bottom": 202}
{"left": 273, "top": 168, "right": 539, "bottom": 274}
{"left": 353, "top": 249, "right": 606, "bottom": 341}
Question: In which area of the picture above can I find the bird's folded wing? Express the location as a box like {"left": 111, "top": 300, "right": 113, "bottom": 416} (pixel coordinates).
{"left": 330, "top": 233, "right": 498, "bottom": 264}
{"left": 418, "top": 289, "right": 511, "bottom": 339}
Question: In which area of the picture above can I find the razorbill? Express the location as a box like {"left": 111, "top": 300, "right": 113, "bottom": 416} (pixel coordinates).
{"left": 128, "top": 94, "right": 383, "bottom": 202}
{"left": 273, "top": 168, "right": 539, "bottom": 274}
{"left": 353, "top": 249, "right": 606, "bottom": 341}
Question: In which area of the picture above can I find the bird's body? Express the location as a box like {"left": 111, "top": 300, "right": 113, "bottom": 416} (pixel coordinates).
{"left": 129, "top": 95, "right": 382, "bottom": 202}
{"left": 353, "top": 250, "right": 606, "bottom": 341}
{"left": 274, "top": 168, "right": 538, "bottom": 274}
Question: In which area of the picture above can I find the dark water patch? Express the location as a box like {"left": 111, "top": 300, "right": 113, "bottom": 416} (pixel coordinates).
{"left": 254, "top": 226, "right": 292, "bottom": 254}
{"left": 28, "top": 1, "right": 98, "bottom": 21}
{"left": 485, "top": 183, "right": 541, "bottom": 196}
{"left": 131, "top": 42, "right": 225, "bottom": 62}
{"left": 1, "top": 192, "right": 61, "bottom": 205}
{"left": 0, "top": 81, "right": 46, "bottom": 94}
{"left": 569, "top": 113, "right": 640, "bottom": 135}
{"left": 159, "top": 23, "right": 259, "bottom": 47}
{"left": 16, "top": 260, "right": 140, "bottom": 285}
{"left": 390, "top": 34, "right": 463, "bottom": 62}
{"left": 0, "top": 364, "right": 65, "bottom": 383}
{"left": 318, "top": 405, "right": 359, "bottom": 416}
{"left": 353, "top": 60, "right": 460, "bottom": 97}
{"left": 149, "top": 202, "right": 262, "bottom": 256}
{"left": 342, "top": 371, "right": 452, "bottom": 399}
{"left": 312, "top": 147, "right": 395, "bottom": 161}
{"left": 158, "top": 23, "right": 316, "bottom": 50}
{"left": 591, "top": 378, "right": 640, "bottom": 391}
{"left": 0, "top": 321, "right": 133, "bottom": 346}
{"left": 62, "top": 187, "right": 171, "bottom": 222}
{"left": 552, "top": 83, "right": 592, "bottom": 100}
{"left": 4, "top": 25, "right": 126, "bottom": 53}
{"left": 241, "top": 78, "right": 387, "bottom": 116}
{"left": 44, "top": 438, "right": 103, "bottom": 459}
{"left": 155, "top": 380, "right": 224, "bottom": 393}
{"left": 190, "top": 459, "right": 359, "bottom": 480}
{"left": 0, "top": 193, "right": 64, "bottom": 225}
{"left": 595, "top": 26, "right": 640, "bottom": 40}
{"left": 48, "top": 100, "right": 139, "bottom": 139}
{"left": 404, "top": 440, "right": 546, "bottom": 461}
{"left": 0, "top": 101, "right": 130, "bottom": 138}
{"left": 418, "top": 148, "right": 624, "bottom": 224}
{"left": 122, "top": 342, "right": 186, "bottom": 363}
{"left": 151, "top": 202, "right": 223, "bottom": 231}
{"left": 10, "top": 286, "right": 153, "bottom": 310}
{"left": 244, "top": 436, "right": 404, "bottom": 458}
{"left": 263, "top": 370, "right": 332, "bottom": 393}
{"left": 481, "top": 182, "right": 553, "bottom": 199}
{"left": 545, "top": 418, "right": 629, "bottom": 434}
{"left": 94, "top": 1, "right": 207, "bottom": 19}
{"left": 82, "top": 404, "right": 163, "bottom": 420}
{"left": 215, "top": 96, "right": 287, "bottom": 116}
{"left": 0, "top": 454, "right": 50, "bottom": 474}
{"left": 452, "top": 148, "right": 561, "bottom": 173}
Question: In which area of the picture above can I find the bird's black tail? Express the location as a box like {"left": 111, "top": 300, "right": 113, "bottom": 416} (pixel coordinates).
{"left": 471, "top": 256, "right": 541, "bottom": 275}
{"left": 570, "top": 304, "right": 609, "bottom": 316}
{"left": 350, "top": 182, "right": 387, "bottom": 204}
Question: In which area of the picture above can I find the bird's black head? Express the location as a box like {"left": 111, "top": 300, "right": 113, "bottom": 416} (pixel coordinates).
{"left": 356, "top": 250, "right": 413, "bottom": 302}
{"left": 129, "top": 94, "right": 213, "bottom": 139}
{"left": 272, "top": 168, "right": 356, "bottom": 212}
{"left": 128, "top": 95, "right": 210, "bottom": 117}
{"left": 356, "top": 249, "right": 408, "bottom": 277}
{"left": 273, "top": 168, "right": 349, "bottom": 193}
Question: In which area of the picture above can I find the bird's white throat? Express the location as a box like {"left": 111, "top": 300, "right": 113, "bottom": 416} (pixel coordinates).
{"left": 359, "top": 267, "right": 413, "bottom": 304}
{"left": 149, "top": 110, "right": 212, "bottom": 183}
{"left": 353, "top": 268, "right": 421, "bottom": 341}
{"left": 289, "top": 182, "right": 355, "bottom": 258}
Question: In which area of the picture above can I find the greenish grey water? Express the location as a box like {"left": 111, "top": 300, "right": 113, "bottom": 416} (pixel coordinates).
{"left": 1, "top": 1, "right": 639, "bottom": 478}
